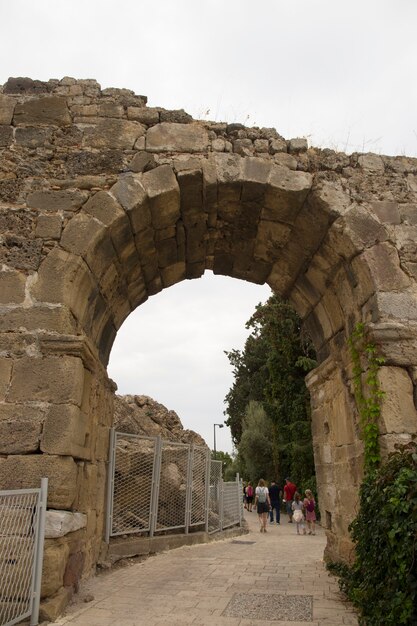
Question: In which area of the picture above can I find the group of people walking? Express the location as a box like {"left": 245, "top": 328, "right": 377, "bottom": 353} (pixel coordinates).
{"left": 243, "top": 478, "right": 316, "bottom": 535}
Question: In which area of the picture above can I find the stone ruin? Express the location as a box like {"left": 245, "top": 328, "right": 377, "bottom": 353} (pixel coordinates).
{"left": 112, "top": 395, "right": 208, "bottom": 535}
{"left": 114, "top": 394, "right": 206, "bottom": 446}
{"left": 1, "top": 76, "right": 417, "bottom": 617}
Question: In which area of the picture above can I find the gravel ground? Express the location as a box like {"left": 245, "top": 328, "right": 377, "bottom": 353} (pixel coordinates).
{"left": 223, "top": 592, "right": 313, "bottom": 621}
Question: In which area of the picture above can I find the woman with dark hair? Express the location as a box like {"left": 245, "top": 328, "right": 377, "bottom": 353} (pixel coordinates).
{"left": 245, "top": 481, "right": 254, "bottom": 512}
{"left": 255, "top": 479, "right": 270, "bottom": 532}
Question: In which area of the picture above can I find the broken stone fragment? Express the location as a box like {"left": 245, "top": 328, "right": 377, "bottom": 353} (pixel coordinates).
{"left": 45, "top": 509, "right": 87, "bottom": 538}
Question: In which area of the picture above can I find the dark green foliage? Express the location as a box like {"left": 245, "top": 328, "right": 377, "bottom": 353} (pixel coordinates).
{"left": 224, "top": 293, "right": 317, "bottom": 488}
{"left": 330, "top": 443, "right": 417, "bottom": 625}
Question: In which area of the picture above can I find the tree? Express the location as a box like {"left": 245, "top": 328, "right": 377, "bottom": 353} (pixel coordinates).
{"left": 211, "top": 450, "right": 234, "bottom": 475}
{"left": 238, "top": 400, "right": 276, "bottom": 483}
{"left": 223, "top": 333, "right": 269, "bottom": 444}
{"left": 224, "top": 294, "right": 317, "bottom": 490}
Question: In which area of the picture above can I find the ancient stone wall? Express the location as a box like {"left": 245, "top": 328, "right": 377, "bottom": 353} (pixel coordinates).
{"left": 1, "top": 76, "right": 417, "bottom": 615}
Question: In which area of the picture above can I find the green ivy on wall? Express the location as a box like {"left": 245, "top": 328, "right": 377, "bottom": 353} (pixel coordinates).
{"left": 348, "top": 322, "right": 385, "bottom": 472}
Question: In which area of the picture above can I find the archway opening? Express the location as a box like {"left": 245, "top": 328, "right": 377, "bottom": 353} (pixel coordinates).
{"left": 107, "top": 272, "right": 271, "bottom": 452}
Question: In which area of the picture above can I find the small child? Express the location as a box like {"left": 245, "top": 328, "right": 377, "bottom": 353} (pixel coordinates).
{"left": 303, "top": 489, "right": 316, "bottom": 535}
{"left": 292, "top": 492, "right": 306, "bottom": 535}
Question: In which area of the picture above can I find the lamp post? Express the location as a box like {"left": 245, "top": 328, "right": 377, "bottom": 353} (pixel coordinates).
{"left": 213, "top": 423, "right": 224, "bottom": 459}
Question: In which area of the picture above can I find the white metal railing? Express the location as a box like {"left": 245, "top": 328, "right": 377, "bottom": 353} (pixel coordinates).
{"left": 0, "top": 478, "right": 48, "bottom": 626}
{"left": 106, "top": 430, "right": 241, "bottom": 541}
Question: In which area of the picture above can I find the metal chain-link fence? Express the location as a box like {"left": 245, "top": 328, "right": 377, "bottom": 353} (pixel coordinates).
{"left": 0, "top": 478, "right": 47, "bottom": 626}
{"left": 208, "top": 460, "right": 222, "bottom": 533}
{"left": 106, "top": 431, "right": 242, "bottom": 541}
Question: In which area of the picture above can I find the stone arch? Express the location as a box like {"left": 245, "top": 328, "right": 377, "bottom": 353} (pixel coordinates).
{"left": 1, "top": 78, "right": 417, "bottom": 602}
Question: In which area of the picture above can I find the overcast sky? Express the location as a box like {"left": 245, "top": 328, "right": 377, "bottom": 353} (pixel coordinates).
{"left": 1, "top": 0, "right": 416, "bottom": 452}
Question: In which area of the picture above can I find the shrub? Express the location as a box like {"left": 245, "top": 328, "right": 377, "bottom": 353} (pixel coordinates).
{"left": 329, "top": 442, "right": 417, "bottom": 625}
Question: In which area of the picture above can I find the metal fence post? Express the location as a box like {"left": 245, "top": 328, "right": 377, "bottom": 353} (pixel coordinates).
{"left": 219, "top": 478, "right": 224, "bottom": 532}
{"left": 184, "top": 444, "right": 193, "bottom": 534}
{"left": 105, "top": 428, "right": 116, "bottom": 543}
{"left": 150, "top": 435, "right": 162, "bottom": 538}
{"left": 236, "top": 473, "right": 242, "bottom": 527}
{"left": 204, "top": 449, "right": 211, "bottom": 533}
{"left": 30, "top": 477, "right": 48, "bottom": 626}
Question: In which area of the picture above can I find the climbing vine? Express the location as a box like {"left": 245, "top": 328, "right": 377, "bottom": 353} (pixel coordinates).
{"left": 328, "top": 324, "right": 417, "bottom": 625}
{"left": 348, "top": 322, "right": 385, "bottom": 471}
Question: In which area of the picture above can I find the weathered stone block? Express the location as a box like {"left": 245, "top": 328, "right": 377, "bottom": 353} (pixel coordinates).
{"left": 0, "top": 305, "right": 77, "bottom": 335}
{"left": 362, "top": 242, "right": 410, "bottom": 291}
{"left": 273, "top": 152, "right": 297, "bottom": 169}
{"left": 160, "top": 109, "right": 192, "bottom": 124}
{"left": 269, "top": 137, "right": 287, "bottom": 154}
{"left": 0, "top": 235, "right": 43, "bottom": 271}
{"left": 328, "top": 204, "right": 388, "bottom": 261}
{"left": 288, "top": 137, "right": 308, "bottom": 153}
{"left": 35, "top": 214, "right": 63, "bottom": 239}
{"left": 42, "top": 542, "right": 70, "bottom": 597}
{"left": 111, "top": 174, "right": 152, "bottom": 233}
{"left": 161, "top": 261, "right": 186, "bottom": 288}
{"left": 7, "top": 356, "right": 84, "bottom": 405}
{"left": 241, "top": 157, "right": 272, "bottom": 202}
{"left": 65, "top": 149, "right": 125, "bottom": 176}
{"left": 263, "top": 165, "right": 312, "bottom": 223}
{"left": 0, "top": 94, "right": 16, "bottom": 124}
{"left": 15, "top": 126, "right": 53, "bottom": 147}
{"left": 0, "top": 455, "right": 78, "bottom": 508}
{"left": 155, "top": 237, "right": 178, "bottom": 268}
{"left": 0, "top": 126, "right": 13, "bottom": 147}
{"left": 0, "top": 269, "right": 26, "bottom": 304}
{"left": 0, "top": 408, "right": 43, "bottom": 454}
{"left": 39, "top": 586, "right": 73, "bottom": 622}
{"left": 81, "top": 118, "right": 145, "bottom": 150}
{"left": 141, "top": 165, "right": 180, "bottom": 229}
{"left": 82, "top": 190, "right": 124, "bottom": 227}
{"left": 378, "top": 366, "right": 417, "bottom": 434}
{"left": 358, "top": 153, "right": 384, "bottom": 173}
{"left": 233, "top": 138, "right": 253, "bottom": 156}
{"left": 13, "top": 96, "right": 71, "bottom": 126}
{"left": 254, "top": 220, "right": 292, "bottom": 262}
{"left": 146, "top": 122, "right": 209, "bottom": 153}
{"left": 366, "top": 292, "right": 417, "bottom": 323}
{"left": 127, "top": 107, "right": 159, "bottom": 124}
{"left": 0, "top": 357, "right": 12, "bottom": 401}
{"left": 41, "top": 404, "right": 90, "bottom": 459}
{"left": 309, "top": 180, "right": 351, "bottom": 219}
{"left": 3, "top": 76, "right": 51, "bottom": 95}
{"left": 97, "top": 103, "right": 124, "bottom": 118}
{"left": 60, "top": 212, "right": 105, "bottom": 258}
{"left": 212, "top": 137, "right": 226, "bottom": 152}
{"left": 177, "top": 168, "right": 204, "bottom": 216}
{"left": 27, "top": 189, "right": 88, "bottom": 212}
{"left": 370, "top": 200, "right": 401, "bottom": 224}
{"left": 45, "top": 510, "right": 87, "bottom": 538}
{"left": 129, "top": 151, "right": 157, "bottom": 173}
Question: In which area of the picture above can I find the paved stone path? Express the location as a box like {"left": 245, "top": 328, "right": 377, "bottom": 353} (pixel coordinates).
{"left": 54, "top": 512, "right": 358, "bottom": 625}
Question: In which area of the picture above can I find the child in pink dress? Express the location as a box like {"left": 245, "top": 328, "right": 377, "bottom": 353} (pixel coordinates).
{"left": 303, "top": 489, "right": 316, "bottom": 535}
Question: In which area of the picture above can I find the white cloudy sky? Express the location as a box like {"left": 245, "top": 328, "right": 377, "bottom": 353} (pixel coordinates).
{"left": 1, "top": 0, "right": 416, "bottom": 452}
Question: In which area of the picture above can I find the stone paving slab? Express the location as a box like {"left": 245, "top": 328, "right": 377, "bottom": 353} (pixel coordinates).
{"left": 52, "top": 512, "right": 358, "bottom": 625}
